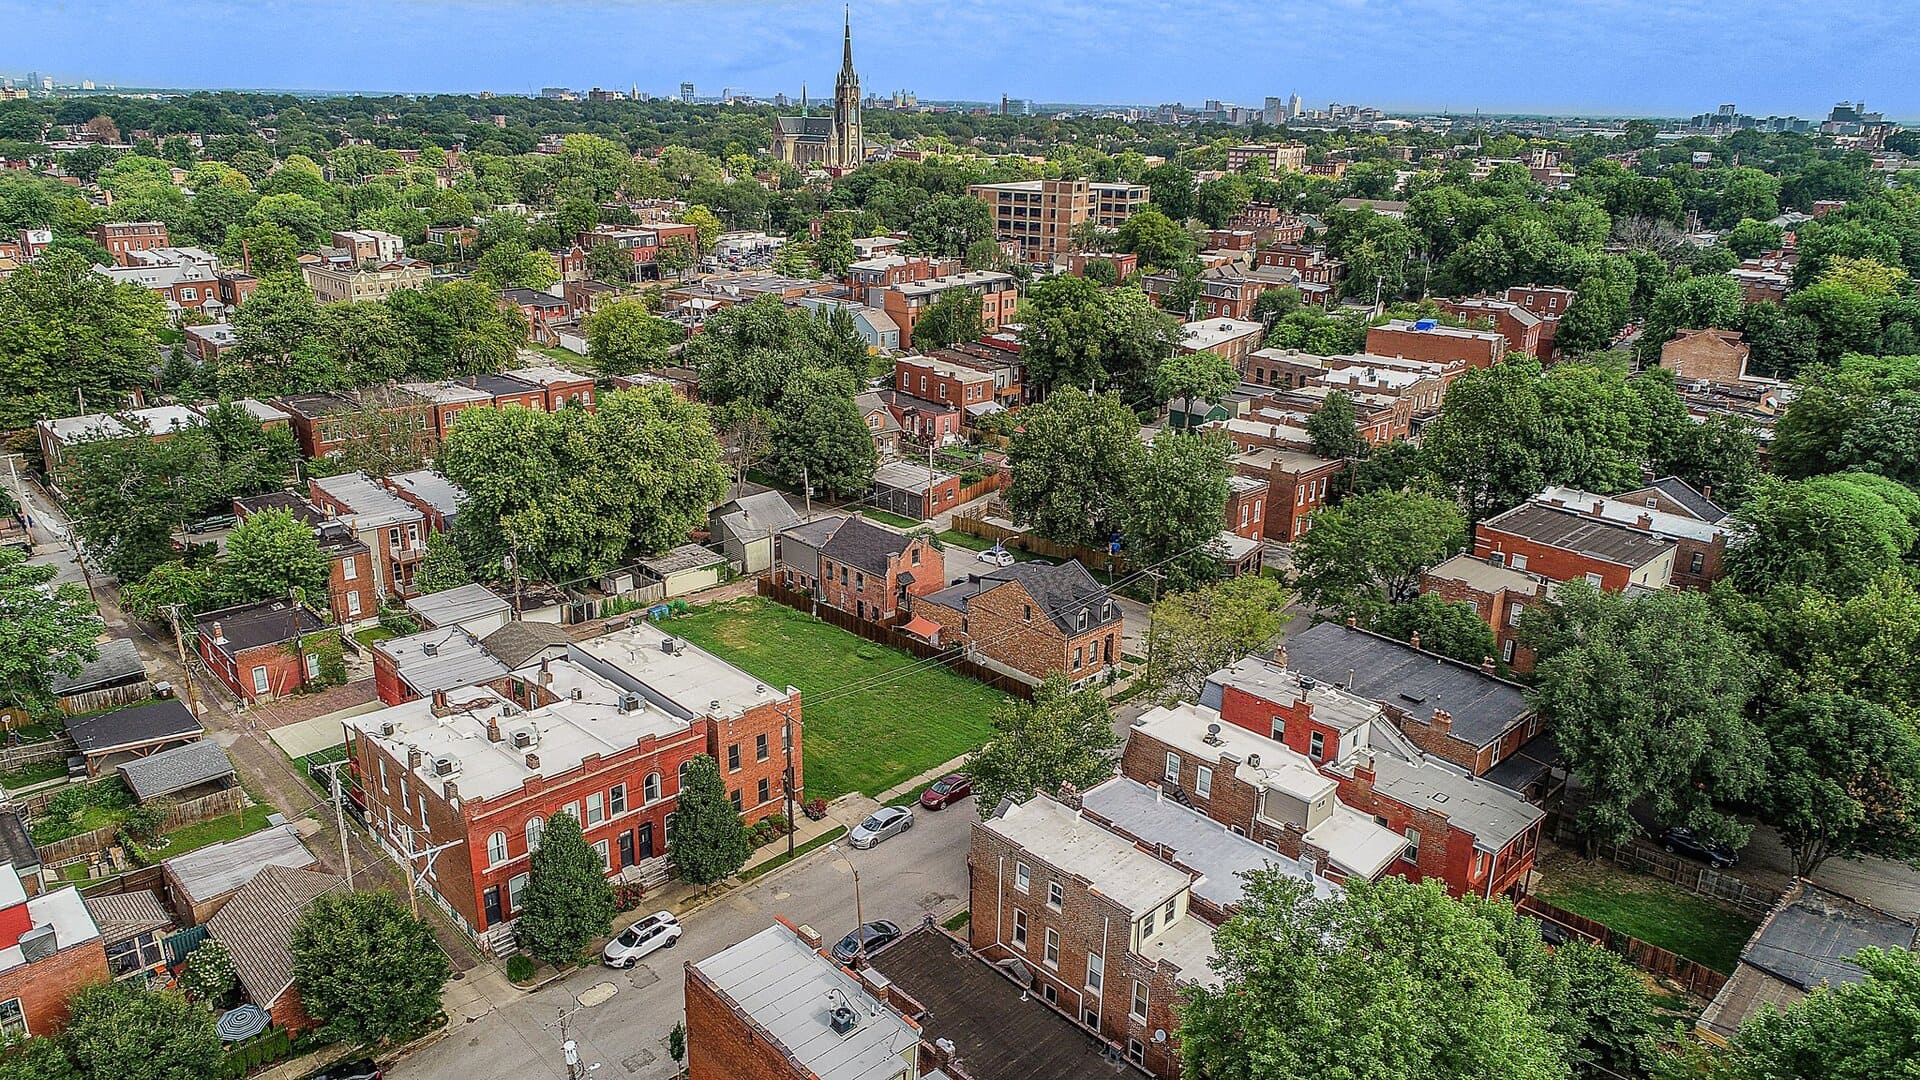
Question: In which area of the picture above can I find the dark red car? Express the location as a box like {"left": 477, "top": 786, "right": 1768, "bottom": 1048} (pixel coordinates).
{"left": 919, "top": 773, "right": 973, "bottom": 810}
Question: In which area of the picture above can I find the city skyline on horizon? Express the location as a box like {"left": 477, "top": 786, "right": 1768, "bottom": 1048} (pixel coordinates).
{"left": 3, "top": 0, "right": 1916, "bottom": 120}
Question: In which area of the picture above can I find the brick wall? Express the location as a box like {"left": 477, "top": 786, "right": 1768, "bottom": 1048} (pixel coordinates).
{"left": 1660, "top": 332, "right": 1750, "bottom": 383}
{"left": 1365, "top": 325, "right": 1504, "bottom": 369}
{"left": 816, "top": 536, "right": 943, "bottom": 622}
{"left": 0, "top": 934, "right": 109, "bottom": 1037}
{"left": 1472, "top": 523, "right": 1638, "bottom": 592}
{"left": 685, "top": 961, "right": 811, "bottom": 1080}
{"left": 916, "top": 578, "right": 1119, "bottom": 683}
{"left": 968, "top": 823, "right": 1187, "bottom": 1079}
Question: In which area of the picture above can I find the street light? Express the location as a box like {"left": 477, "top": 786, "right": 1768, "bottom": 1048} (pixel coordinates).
{"left": 827, "top": 844, "right": 867, "bottom": 964}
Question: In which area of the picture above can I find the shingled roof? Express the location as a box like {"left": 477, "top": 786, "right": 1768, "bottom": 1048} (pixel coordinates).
{"left": 817, "top": 515, "right": 918, "bottom": 577}
{"left": 117, "top": 740, "right": 235, "bottom": 802}
{"left": 207, "top": 864, "right": 344, "bottom": 1010}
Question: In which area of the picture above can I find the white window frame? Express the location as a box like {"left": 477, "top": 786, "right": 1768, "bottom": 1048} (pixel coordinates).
{"left": 1130, "top": 980, "right": 1148, "bottom": 1023}
{"left": 1044, "top": 928, "right": 1060, "bottom": 968}
{"left": 305, "top": 652, "right": 321, "bottom": 681}
{"left": 342, "top": 555, "right": 357, "bottom": 580}
{"left": 1047, "top": 880, "right": 1063, "bottom": 911}
{"left": 345, "top": 590, "right": 362, "bottom": 617}
{"left": 1085, "top": 953, "right": 1103, "bottom": 995}
{"left": 250, "top": 665, "right": 270, "bottom": 695}
{"left": 644, "top": 772, "right": 661, "bottom": 803}
{"left": 586, "top": 792, "right": 605, "bottom": 826}
{"left": 609, "top": 784, "right": 627, "bottom": 815}
{"left": 1012, "top": 908, "right": 1029, "bottom": 949}
{"left": 594, "top": 839, "right": 611, "bottom": 872}
{"left": 487, "top": 831, "right": 508, "bottom": 866}
{"left": 1405, "top": 827, "right": 1422, "bottom": 861}
{"left": 1164, "top": 752, "right": 1180, "bottom": 784}
{"left": 525, "top": 816, "right": 544, "bottom": 852}
{"left": 507, "top": 872, "right": 529, "bottom": 912}
{"left": 0, "top": 997, "right": 26, "bottom": 1040}
{"left": 1014, "top": 862, "right": 1031, "bottom": 893}
{"left": 1195, "top": 765, "right": 1212, "bottom": 799}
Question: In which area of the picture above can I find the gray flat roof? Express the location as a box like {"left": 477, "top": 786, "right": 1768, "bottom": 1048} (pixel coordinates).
{"left": 1481, "top": 501, "right": 1675, "bottom": 569}
{"left": 404, "top": 583, "right": 510, "bottom": 629}
{"left": 163, "top": 826, "right": 315, "bottom": 904}
{"left": 1080, "top": 777, "right": 1336, "bottom": 909}
{"left": 375, "top": 627, "right": 511, "bottom": 695}
{"left": 690, "top": 923, "right": 920, "bottom": 1080}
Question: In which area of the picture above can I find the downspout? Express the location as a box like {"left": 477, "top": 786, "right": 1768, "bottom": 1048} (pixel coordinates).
{"left": 996, "top": 854, "right": 1005, "bottom": 950}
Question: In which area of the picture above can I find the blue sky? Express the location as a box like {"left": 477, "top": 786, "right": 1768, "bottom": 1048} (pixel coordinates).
{"left": 4, "top": 0, "right": 1917, "bottom": 118}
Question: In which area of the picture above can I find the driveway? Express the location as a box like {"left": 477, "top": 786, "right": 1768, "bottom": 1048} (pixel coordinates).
{"left": 391, "top": 794, "right": 979, "bottom": 1080}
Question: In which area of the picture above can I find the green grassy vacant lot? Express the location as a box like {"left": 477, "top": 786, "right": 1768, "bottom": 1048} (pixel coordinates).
{"left": 862, "top": 508, "right": 925, "bottom": 530}
{"left": 1536, "top": 852, "right": 1759, "bottom": 974}
{"left": 668, "top": 598, "right": 1007, "bottom": 801}
{"left": 935, "top": 530, "right": 1047, "bottom": 563}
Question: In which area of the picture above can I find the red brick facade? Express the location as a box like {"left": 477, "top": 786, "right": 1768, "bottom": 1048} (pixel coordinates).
{"left": 914, "top": 576, "right": 1119, "bottom": 684}
{"left": 686, "top": 955, "right": 814, "bottom": 1080}
{"left": 92, "top": 221, "right": 169, "bottom": 265}
{"left": 816, "top": 535, "right": 944, "bottom": 623}
{"left": 0, "top": 922, "right": 108, "bottom": 1038}
{"left": 1365, "top": 323, "right": 1506, "bottom": 369}
{"left": 968, "top": 823, "right": 1187, "bottom": 1079}
{"left": 894, "top": 356, "right": 995, "bottom": 408}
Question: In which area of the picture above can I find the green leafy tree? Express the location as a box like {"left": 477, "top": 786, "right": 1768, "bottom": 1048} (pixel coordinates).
{"left": 1727, "top": 473, "right": 1920, "bottom": 595}
{"left": 387, "top": 280, "right": 530, "bottom": 377}
{"left": 1016, "top": 278, "right": 1183, "bottom": 395}
{"left": 219, "top": 508, "right": 330, "bottom": 608}
{"left": 0, "top": 549, "right": 101, "bottom": 719}
{"left": 1725, "top": 218, "right": 1784, "bottom": 259}
{"left": 1180, "top": 875, "right": 1568, "bottom": 1080}
{"left": 0, "top": 1037, "right": 79, "bottom": 1080}
{"left": 764, "top": 367, "right": 878, "bottom": 498}
{"left": 967, "top": 675, "right": 1118, "bottom": 816}
{"left": 473, "top": 238, "right": 558, "bottom": 290}
{"left": 1155, "top": 350, "right": 1239, "bottom": 426}
{"left": 1787, "top": 281, "right": 1884, "bottom": 366}
{"left": 1305, "top": 391, "right": 1366, "bottom": 459}
{"left": 1726, "top": 574, "right": 1920, "bottom": 726}
{"left": 1525, "top": 584, "right": 1763, "bottom": 846}
{"left": 514, "top": 811, "right": 617, "bottom": 963}
{"left": 1669, "top": 946, "right": 1920, "bottom": 1080}
{"left": 655, "top": 235, "right": 697, "bottom": 281}
{"left": 1292, "top": 489, "right": 1466, "bottom": 616}
{"left": 670, "top": 754, "right": 752, "bottom": 886}
{"left": 440, "top": 387, "right": 729, "bottom": 582}
{"left": 1371, "top": 594, "right": 1500, "bottom": 668}
{"left": 1144, "top": 575, "right": 1290, "bottom": 704}
{"left": 1772, "top": 354, "right": 1920, "bottom": 487}
{"left": 1006, "top": 389, "right": 1144, "bottom": 547}
{"left": 911, "top": 287, "right": 985, "bottom": 350}
{"left": 814, "top": 219, "right": 857, "bottom": 276}
{"left": 1759, "top": 692, "right": 1920, "bottom": 876}
{"left": 0, "top": 250, "right": 169, "bottom": 429}
{"left": 907, "top": 193, "right": 995, "bottom": 259}
{"left": 586, "top": 242, "right": 635, "bottom": 284}
{"left": 176, "top": 939, "right": 237, "bottom": 1007}
{"left": 118, "top": 560, "right": 216, "bottom": 624}
{"left": 1636, "top": 274, "right": 1744, "bottom": 363}
{"left": 291, "top": 889, "right": 450, "bottom": 1042}
{"left": 681, "top": 205, "right": 724, "bottom": 251}
{"left": 1122, "top": 431, "right": 1233, "bottom": 590}
{"left": 1114, "top": 209, "right": 1196, "bottom": 272}
{"left": 61, "top": 981, "right": 222, "bottom": 1080}
{"left": 584, "top": 297, "right": 681, "bottom": 377}
{"left": 414, "top": 531, "right": 472, "bottom": 595}
{"left": 64, "top": 429, "right": 219, "bottom": 582}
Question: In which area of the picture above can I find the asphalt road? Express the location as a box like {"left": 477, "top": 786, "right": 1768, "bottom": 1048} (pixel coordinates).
{"left": 392, "top": 794, "right": 977, "bottom": 1080}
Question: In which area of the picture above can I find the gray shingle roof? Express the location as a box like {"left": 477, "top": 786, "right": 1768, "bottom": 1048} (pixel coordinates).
{"left": 84, "top": 890, "right": 174, "bottom": 942}
{"left": 981, "top": 561, "right": 1120, "bottom": 636}
{"left": 817, "top": 515, "right": 917, "bottom": 577}
{"left": 207, "top": 864, "right": 344, "bottom": 1009}
{"left": 1648, "top": 476, "right": 1729, "bottom": 523}
{"left": 480, "top": 621, "right": 576, "bottom": 669}
{"left": 712, "top": 490, "right": 801, "bottom": 543}
{"left": 66, "top": 699, "right": 202, "bottom": 755}
{"left": 49, "top": 638, "right": 147, "bottom": 695}
{"left": 1285, "top": 621, "right": 1531, "bottom": 748}
{"left": 1743, "top": 881, "right": 1918, "bottom": 992}
{"left": 404, "top": 583, "right": 510, "bottom": 629}
{"left": 117, "top": 740, "right": 235, "bottom": 802}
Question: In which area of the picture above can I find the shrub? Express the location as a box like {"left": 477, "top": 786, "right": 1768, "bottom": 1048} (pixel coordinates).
{"left": 505, "top": 954, "right": 535, "bottom": 984}
{"left": 803, "top": 797, "right": 829, "bottom": 821}
{"left": 669, "top": 1021, "right": 686, "bottom": 1064}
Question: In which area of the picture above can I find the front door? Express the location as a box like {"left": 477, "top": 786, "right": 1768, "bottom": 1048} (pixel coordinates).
{"left": 483, "top": 885, "right": 502, "bottom": 926}
{"left": 638, "top": 822, "right": 655, "bottom": 859}
{"left": 617, "top": 830, "right": 636, "bottom": 870}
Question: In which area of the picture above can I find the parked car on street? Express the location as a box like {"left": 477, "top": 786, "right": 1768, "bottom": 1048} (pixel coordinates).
{"left": 848, "top": 805, "right": 914, "bottom": 848}
{"left": 919, "top": 773, "right": 974, "bottom": 811}
{"left": 1657, "top": 825, "right": 1739, "bottom": 868}
{"left": 306, "top": 1060, "right": 381, "bottom": 1080}
{"left": 976, "top": 545, "right": 1015, "bottom": 566}
{"left": 601, "top": 910, "right": 682, "bottom": 968}
{"left": 830, "top": 920, "right": 902, "bottom": 964}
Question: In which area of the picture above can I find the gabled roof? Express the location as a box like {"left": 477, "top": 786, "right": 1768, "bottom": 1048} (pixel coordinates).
{"left": 48, "top": 638, "right": 146, "bottom": 695}
{"left": 712, "top": 490, "right": 803, "bottom": 543}
{"left": 84, "top": 890, "right": 173, "bottom": 943}
{"left": 207, "top": 864, "right": 344, "bottom": 1009}
{"left": 66, "top": 699, "right": 202, "bottom": 755}
{"left": 773, "top": 116, "right": 835, "bottom": 138}
{"left": 982, "top": 561, "right": 1119, "bottom": 636}
{"left": 479, "top": 621, "right": 576, "bottom": 669}
{"left": 1285, "top": 621, "right": 1531, "bottom": 748}
{"left": 1646, "top": 476, "right": 1728, "bottom": 524}
{"left": 117, "top": 740, "right": 234, "bottom": 801}
{"left": 164, "top": 827, "right": 316, "bottom": 905}
{"left": 817, "top": 515, "right": 918, "bottom": 577}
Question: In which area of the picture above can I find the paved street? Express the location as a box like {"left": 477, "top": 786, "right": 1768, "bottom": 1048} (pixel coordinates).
{"left": 392, "top": 794, "right": 977, "bottom": 1080}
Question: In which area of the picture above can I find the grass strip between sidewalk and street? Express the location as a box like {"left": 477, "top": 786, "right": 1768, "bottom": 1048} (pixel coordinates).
{"left": 741, "top": 826, "right": 847, "bottom": 881}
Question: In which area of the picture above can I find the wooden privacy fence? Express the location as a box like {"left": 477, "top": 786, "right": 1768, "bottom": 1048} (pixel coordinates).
{"left": 34, "top": 787, "right": 250, "bottom": 866}
{"left": 753, "top": 579, "right": 1035, "bottom": 700}
{"left": 0, "top": 736, "right": 77, "bottom": 776}
{"left": 1519, "top": 895, "right": 1731, "bottom": 997}
{"left": 1546, "top": 813, "right": 1776, "bottom": 915}
{"left": 58, "top": 682, "right": 155, "bottom": 716}
{"left": 949, "top": 512, "right": 1127, "bottom": 573}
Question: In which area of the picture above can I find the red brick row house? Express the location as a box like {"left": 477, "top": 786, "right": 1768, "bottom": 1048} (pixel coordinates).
{"left": 773, "top": 514, "right": 945, "bottom": 623}
{"left": 1365, "top": 319, "right": 1507, "bottom": 369}
{"left": 1420, "top": 553, "right": 1554, "bottom": 672}
{"left": 0, "top": 868, "right": 107, "bottom": 1040}
{"left": 1473, "top": 501, "right": 1677, "bottom": 594}
{"left": 343, "top": 622, "right": 799, "bottom": 953}
{"left": 913, "top": 561, "right": 1121, "bottom": 687}
{"left": 193, "top": 598, "right": 330, "bottom": 705}
{"left": 233, "top": 492, "right": 379, "bottom": 626}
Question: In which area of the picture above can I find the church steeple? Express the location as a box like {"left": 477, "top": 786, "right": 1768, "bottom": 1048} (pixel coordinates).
{"left": 800, "top": 82, "right": 807, "bottom": 116}
{"left": 840, "top": 7, "right": 854, "bottom": 81}
{"left": 831, "top": 6, "right": 862, "bottom": 168}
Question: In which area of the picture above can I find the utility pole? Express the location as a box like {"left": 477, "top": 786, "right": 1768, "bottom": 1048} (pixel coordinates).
{"left": 163, "top": 604, "right": 204, "bottom": 720}
{"left": 402, "top": 837, "right": 465, "bottom": 917}
{"left": 1141, "top": 568, "right": 1164, "bottom": 692}
{"left": 312, "top": 758, "right": 355, "bottom": 889}
{"left": 288, "top": 586, "right": 307, "bottom": 693}
{"left": 801, "top": 465, "right": 812, "bottom": 522}
{"left": 505, "top": 522, "right": 525, "bottom": 620}
{"left": 781, "top": 707, "right": 799, "bottom": 859}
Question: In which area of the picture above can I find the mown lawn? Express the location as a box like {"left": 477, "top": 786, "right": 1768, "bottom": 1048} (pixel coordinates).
{"left": 862, "top": 508, "right": 925, "bottom": 530}
{"left": 667, "top": 598, "right": 1008, "bottom": 800}
{"left": 934, "top": 530, "right": 1047, "bottom": 563}
{"left": 1535, "top": 853, "right": 1759, "bottom": 974}
{"left": 160, "top": 803, "right": 278, "bottom": 858}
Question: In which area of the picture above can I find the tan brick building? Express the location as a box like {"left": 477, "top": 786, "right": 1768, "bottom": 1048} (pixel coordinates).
{"left": 968, "top": 178, "right": 1149, "bottom": 262}
{"left": 1661, "top": 328, "right": 1753, "bottom": 384}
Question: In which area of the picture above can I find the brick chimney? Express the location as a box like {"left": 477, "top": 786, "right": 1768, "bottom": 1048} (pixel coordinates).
{"left": 1635, "top": 512, "right": 1653, "bottom": 529}
{"left": 486, "top": 716, "right": 503, "bottom": 742}
{"left": 431, "top": 689, "right": 449, "bottom": 717}
{"left": 407, "top": 746, "right": 423, "bottom": 769}
{"left": 442, "top": 780, "right": 459, "bottom": 803}
{"left": 524, "top": 752, "right": 541, "bottom": 770}
{"left": 1354, "top": 751, "right": 1376, "bottom": 786}
{"left": 1430, "top": 708, "right": 1452, "bottom": 735}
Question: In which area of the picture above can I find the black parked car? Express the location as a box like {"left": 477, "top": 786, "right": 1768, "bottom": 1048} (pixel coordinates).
{"left": 306, "top": 1059, "right": 381, "bottom": 1080}
{"left": 831, "top": 920, "right": 902, "bottom": 964}
{"left": 1657, "top": 826, "right": 1739, "bottom": 868}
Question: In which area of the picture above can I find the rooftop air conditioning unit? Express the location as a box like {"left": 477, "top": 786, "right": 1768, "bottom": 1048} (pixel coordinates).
{"left": 421, "top": 642, "right": 439, "bottom": 657}
{"left": 619, "top": 692, "right": 644, "bottom": 713}
{"left": 1204, "top": 723, "right": 1224, "bottom": 746}
{"left": 432, "top": 755, "right": 458, "bottom": 777}
{"left": 1246, "top": 753, "right": 1261, "bottom": 768}
{"left": 379, "top": 720, "right": 398, "bottom": 737}
{"left": 828, "top": 1005, "right": 859, "bottom": 1036}
{"left": 510, "top": 728, "right": 537, "bottom": 750}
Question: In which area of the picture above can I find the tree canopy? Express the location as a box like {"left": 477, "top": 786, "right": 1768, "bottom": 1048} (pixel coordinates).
{"left": 291, "top": 889, "right": 450, "bottom": 1043}
{"left": 967, "top": 676, "right": 1119, "bottom": 816}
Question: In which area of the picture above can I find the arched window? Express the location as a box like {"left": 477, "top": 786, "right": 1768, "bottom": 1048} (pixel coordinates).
{"left": 525, "top": 816, "right": 544, "bottom": 853}
{"left": 487, "top": 831, "right": 507, "bottom": 865}
{"left": 644, "top": 772, "right": 662, "bottom": 803}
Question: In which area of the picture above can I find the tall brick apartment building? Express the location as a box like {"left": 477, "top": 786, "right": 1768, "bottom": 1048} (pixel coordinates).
{"left": 914, "top": 561, "right": 1121, "bottom": 686}
{"left": 91, "top": 220, "right": 169, "bottom": 265}
{"left": 1365, "top": 319, "right": 1507, "bottom": 369}
{"left": 344, "top": 621, "right": 799, "bottom": 953}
